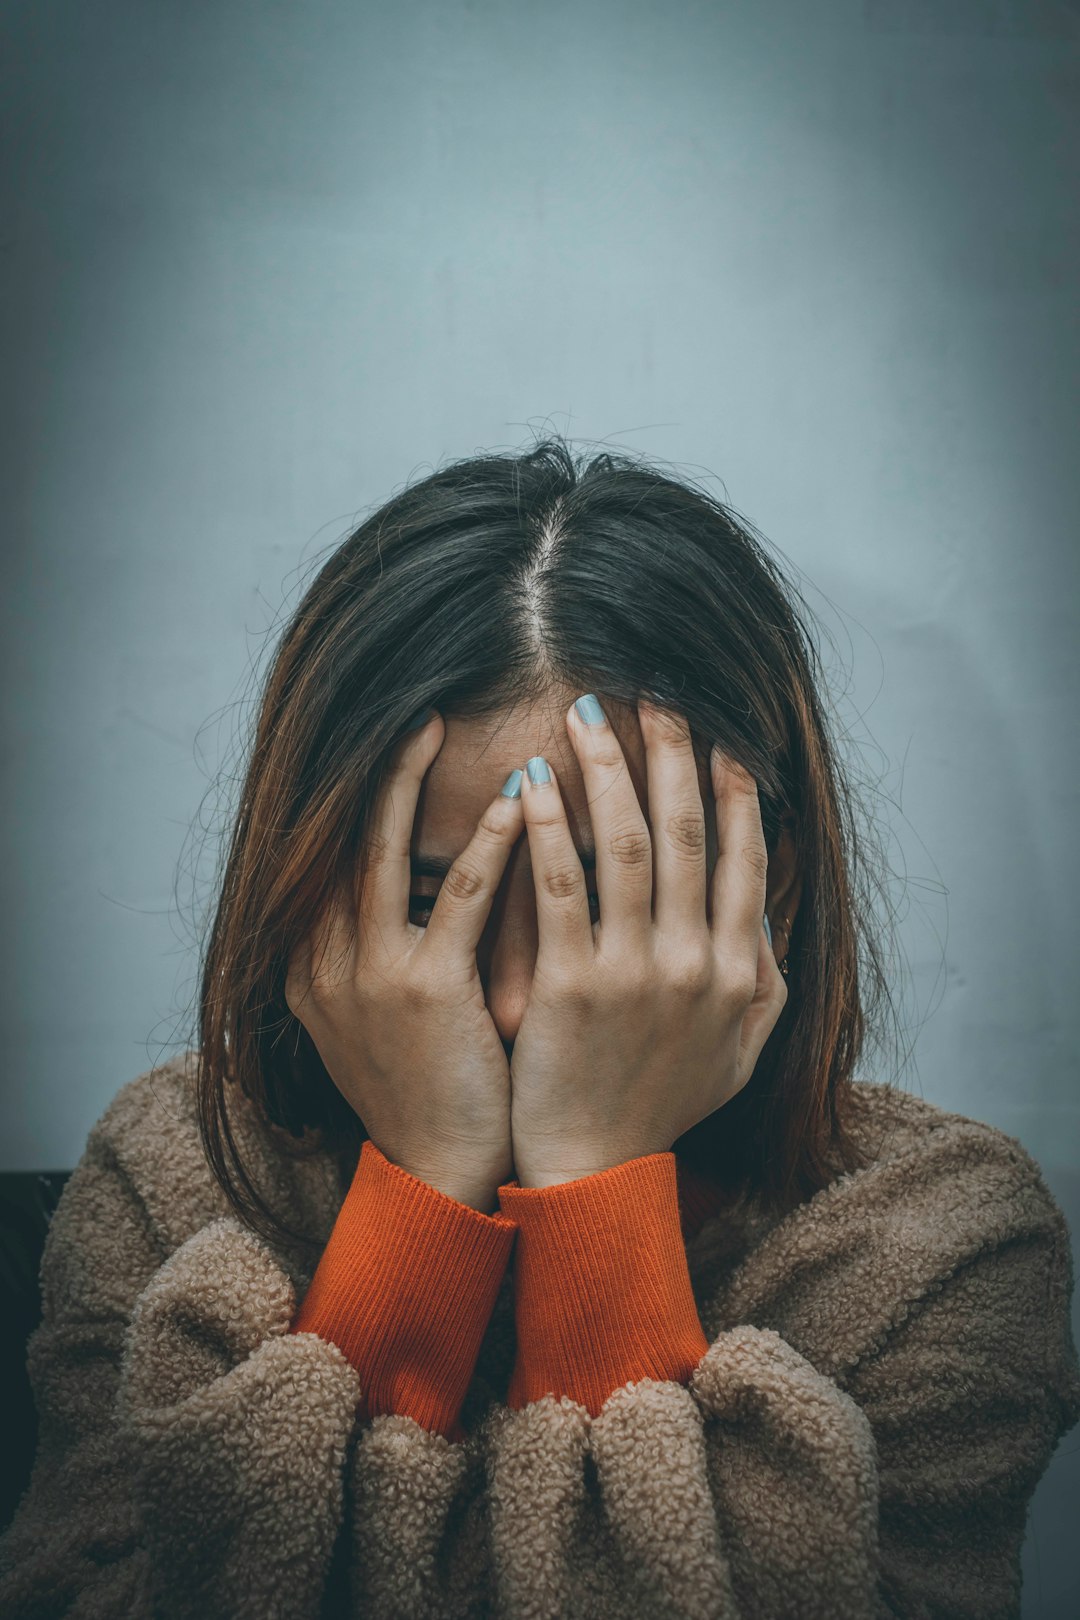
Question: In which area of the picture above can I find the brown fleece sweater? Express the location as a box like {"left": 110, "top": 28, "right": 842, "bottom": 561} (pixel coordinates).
{"left": 0, "top": 1050, "right": 1077, "bottom": 1619}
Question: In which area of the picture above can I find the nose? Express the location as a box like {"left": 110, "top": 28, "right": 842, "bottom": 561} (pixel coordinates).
{"left": 477, "top": 909, "right": 537, "bottom": 1053}
{"left": 482, "top": 954, "right": 533, "bottom": 1051}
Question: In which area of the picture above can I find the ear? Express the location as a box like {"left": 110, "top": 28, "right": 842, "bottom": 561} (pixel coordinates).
{"left": 765, "top": 814, "right": 802, "bottom": 961}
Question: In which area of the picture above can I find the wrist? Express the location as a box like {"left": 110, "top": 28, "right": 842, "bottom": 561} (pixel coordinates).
{"left": 517, "top": 1167, "right": 600, "bottom": 1189}
{"left": 513, "top": 1141, "right": 674, "bottom": 1189}
{"left": 422, "top": 1171, "right": 500, "bottom": 1212}
{"left": 391, "top": 1155, "right": 503, "bottom": 1213}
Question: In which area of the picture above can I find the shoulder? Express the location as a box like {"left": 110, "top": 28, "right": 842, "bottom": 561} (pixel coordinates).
{"left": 80, "top": 1050, "right": 342, "bottom": 1263}
{"left": 712, "top": 1078, "right": 1076, "bottom": 1379}
{"left": 843, "top": 1077, "right": 1066, "bottom": 1233}
{"left": 77, "top": 1049, "right": 234, "bottom": 1254}
{"left": 824, "top": 1082, "right": 1080, "bottom": 1417}
{"left": 34, "top": 1053, "right": 231, "bottom": 1327}
{"left": 89, "top": 1046, "right": 201, "bottom": 1150}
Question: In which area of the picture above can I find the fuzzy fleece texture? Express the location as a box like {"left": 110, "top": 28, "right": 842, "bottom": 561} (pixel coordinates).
{"left": 0, "top": 1050, "right": 1078, "bottom": 1619}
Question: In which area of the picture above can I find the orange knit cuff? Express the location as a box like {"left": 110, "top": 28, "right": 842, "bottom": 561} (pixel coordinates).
{"left": 496, "top": 1153, "right": 710, "bottom": 1417}
{"left": 290, "top": 1138, "right": 517, "bottom": 1443}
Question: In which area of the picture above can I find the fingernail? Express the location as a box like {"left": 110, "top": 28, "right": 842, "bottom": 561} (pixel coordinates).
{"left": 405, "top": 706, "right": 436, "bottom": 732}
{"left": 763, "top": 913, "right": 773, "bottom": 948}
{"left": 574, "top": 693, "right": 606, "bottom": 726}
{"left": 526, "top": 755, "right": 551, "bottom": 786}
{"left": 500, "top": 769, "right": 523, "bottom": 799}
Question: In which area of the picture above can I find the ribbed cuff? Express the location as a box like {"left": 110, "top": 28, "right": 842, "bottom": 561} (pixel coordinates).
{"left": 290, "top": 1138, "right": 517, "bottom": 1442}
{"left": 496, "top": 1153, "right": 710, "bottom": 1416}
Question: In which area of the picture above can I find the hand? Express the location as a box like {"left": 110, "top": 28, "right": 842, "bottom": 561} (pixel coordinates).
{"left": 284, "top": 712, "right": 525, "bottom": 1212}
{"left": 508, "top": 696, "right": 788, "bottom": 1187}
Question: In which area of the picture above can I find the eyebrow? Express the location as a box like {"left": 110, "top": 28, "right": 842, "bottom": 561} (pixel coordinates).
{"left": 412, "top": 847, "right": 596, "bottom": 878}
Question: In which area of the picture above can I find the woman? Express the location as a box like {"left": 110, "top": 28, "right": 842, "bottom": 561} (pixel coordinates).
{"left": 2, "top": 435, "right": 1077, "bottom": 1619}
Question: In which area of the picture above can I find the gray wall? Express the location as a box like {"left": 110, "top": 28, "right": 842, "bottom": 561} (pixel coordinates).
{"left": 2, "top": 0, "right": 1077, "bottom": 1610}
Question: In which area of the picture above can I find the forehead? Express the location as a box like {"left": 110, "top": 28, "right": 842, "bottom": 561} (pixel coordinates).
{"left": 413, "top": 697, "right": 644, "bottom": 857}
{"left": 412, "top": 695, "right": 711, "bottom": 860}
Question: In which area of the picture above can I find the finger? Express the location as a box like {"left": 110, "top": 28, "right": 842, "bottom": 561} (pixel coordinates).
{"left": 708, "top": 747, "right": 770, "bottom": 989}
{"left": 421, "top": 770, "right": 526, "bottom": 958}
{"left": 358, "top": 709, "right": 446, "bottom": 944}
{"left": 565, "top": 694, "right": 652, "bottom": 940}
{"left": 520, "top": 754, "right": 595, "bottom": 961}
{"left": 637, "top": 697, "right": 708, "bottom": 936}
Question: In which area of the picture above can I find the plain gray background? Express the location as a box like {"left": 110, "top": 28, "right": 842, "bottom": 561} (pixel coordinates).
{"left": 2, "top": 0, "right": 1078, "bottom": 1611}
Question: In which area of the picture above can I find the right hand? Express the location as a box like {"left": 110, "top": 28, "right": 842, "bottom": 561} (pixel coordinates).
{"left": 284, "top": 711, "right": 525, "bottom": 1212}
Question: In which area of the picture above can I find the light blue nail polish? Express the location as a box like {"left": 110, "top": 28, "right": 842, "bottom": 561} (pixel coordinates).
{"left": 526, "top": 755, "right": 551, "bottom": 785}
{"left": 500, "top": 769, "right": 523, "bottom": 799}
{"left": 405, "top": 705, "right": 436, "bottom": 731}
{"left": 575, "top": 693, "right": 606, "bottom": 726}
{"left": 763, "top": 912, "right": 773, "bottom": 948}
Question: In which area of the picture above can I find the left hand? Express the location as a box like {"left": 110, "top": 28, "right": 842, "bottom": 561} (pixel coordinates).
{"left": 508, "top": 695, "right": 788, "bottom": 1187}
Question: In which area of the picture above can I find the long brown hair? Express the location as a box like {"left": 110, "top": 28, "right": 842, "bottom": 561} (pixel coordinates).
{"left": 186, "top": 434, "right": 904, "bottom": 1255}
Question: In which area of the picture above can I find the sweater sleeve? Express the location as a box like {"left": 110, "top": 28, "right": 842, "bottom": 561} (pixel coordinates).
{"left": 496, "top": 1151, "right": 709, "bottom": 1415}
{"left": 289, "top": 1137, "right": 517, "bottom": 1444}
{"left": 0, "top": 1131, "right": 360, "bottom": 1620}
{"left": 484, "top": 1138, "right": 1080, "bottom": 1620}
